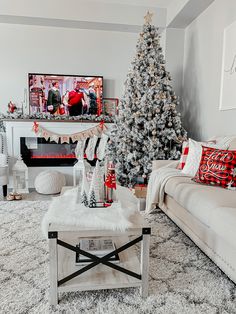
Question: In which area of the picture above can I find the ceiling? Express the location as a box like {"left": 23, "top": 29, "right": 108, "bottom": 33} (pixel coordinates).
{"left": 0, "top": 0, "right": 215, "bottom": 32}
{"left": 91, "top": 0, "right": 177, "bottom": 8}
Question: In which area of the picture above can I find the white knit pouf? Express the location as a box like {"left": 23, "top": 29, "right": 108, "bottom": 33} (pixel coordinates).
{"left": 34, "top": 170, "right": 66, "bottom": 195}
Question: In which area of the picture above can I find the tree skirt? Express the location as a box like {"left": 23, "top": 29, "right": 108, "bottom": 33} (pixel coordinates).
{"left": 0, "top": 201, "right": 235, "bottom": 314}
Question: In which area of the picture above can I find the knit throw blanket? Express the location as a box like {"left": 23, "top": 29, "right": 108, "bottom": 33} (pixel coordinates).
{"left": 145, "top": 167, "right": 190, "bottom": 213}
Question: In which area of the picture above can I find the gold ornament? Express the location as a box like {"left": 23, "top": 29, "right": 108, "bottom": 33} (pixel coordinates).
{"left": 144, "top": 11, "right": 153, "bottom": 24}
{"left": 174, "top": 135, "right": 187, "bottom": 144}
{"left": 161, "top": 92, "right": 166, "bottom": 99}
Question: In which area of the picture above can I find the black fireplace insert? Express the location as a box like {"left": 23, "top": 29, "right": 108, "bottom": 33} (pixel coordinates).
{"left": 20, "top": 137, "right": 77, "bottom": 167}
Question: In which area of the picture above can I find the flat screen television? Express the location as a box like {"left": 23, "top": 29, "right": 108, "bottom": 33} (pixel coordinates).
{"left": 28, "top": 73, "right": 103, "bottom": 116}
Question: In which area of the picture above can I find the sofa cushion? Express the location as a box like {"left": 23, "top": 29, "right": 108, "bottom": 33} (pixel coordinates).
{"left": 177, "top": 141, "right": 189, "bottom": 170}
{"left": 229, "top": 138, "right": 236, "bottom": 150}
{"left": 164, "top": 177, "right": 236, "bottom": 227}
{"left": 181, "top": 139, "right": 226, "bottom": 177}
{"left": 209, "top": 207, "right": 236, "bottom": 248}
{"left": 164, "top": 176, "right": 195, "bottom": 198}
{"left": 193, "top": 146, "right": 236, "bottom": 190}
{"left": 210, "top": 136, "right": 236, "bottom": 148}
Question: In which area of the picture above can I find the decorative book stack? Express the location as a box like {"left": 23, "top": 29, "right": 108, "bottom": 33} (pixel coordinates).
{"left": 75, "top": 238, "right": 120, "bottom": 266}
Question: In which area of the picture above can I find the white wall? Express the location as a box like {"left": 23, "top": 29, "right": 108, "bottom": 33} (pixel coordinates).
{"left": 165, "top": 28, "right": 185, "bottom": 100}
{"left": 182, "top": 0, "right": 236, "bottom": 140}
{"left": 0, "top": 23, "right": 168, "bottom": 112}
{"left": 0, "top": 23, "right": 139, "bottom": 112}
{"left": 0, "top": 23, "right": 167, "bottom": 113}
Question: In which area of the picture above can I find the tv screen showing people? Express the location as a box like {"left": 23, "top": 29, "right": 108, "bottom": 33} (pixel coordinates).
{"left": 28, "top": 73, "right": 103, "bottom": 116}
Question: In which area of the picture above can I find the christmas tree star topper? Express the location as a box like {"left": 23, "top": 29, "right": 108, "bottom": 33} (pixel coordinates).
{"left": 144, "top": 11, "right": 153, "bottom": 24}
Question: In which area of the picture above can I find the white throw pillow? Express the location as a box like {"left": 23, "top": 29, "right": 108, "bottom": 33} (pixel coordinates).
{"left": 182, "top": 138, "right": 228, "bottom": 177}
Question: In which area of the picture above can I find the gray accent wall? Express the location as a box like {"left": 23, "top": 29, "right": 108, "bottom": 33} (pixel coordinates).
{"left": 182, "top": 0, "right": 236, "bottom": 140}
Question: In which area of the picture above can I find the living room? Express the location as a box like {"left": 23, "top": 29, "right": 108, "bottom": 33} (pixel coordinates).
{"left": 0, "top": 0, "right": 236, "bottom": 313}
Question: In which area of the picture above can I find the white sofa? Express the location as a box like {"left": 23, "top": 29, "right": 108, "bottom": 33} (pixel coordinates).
{"left": 151, "top": 137, "right": 236, "bottom": 284}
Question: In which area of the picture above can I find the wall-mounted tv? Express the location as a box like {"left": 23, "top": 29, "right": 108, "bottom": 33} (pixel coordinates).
{"left": 28, "top": 73, "right": 103, "bottom": 116}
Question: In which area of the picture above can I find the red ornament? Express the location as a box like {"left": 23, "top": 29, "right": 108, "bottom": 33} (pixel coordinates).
{"left": 8, "top": 101, "right": 16, "bottom": 113}
{"left": 32, "top": 121, "right": 39, "bottom": 134}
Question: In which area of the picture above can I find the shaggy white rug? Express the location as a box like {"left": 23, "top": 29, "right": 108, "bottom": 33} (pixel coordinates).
{"left": 0, "top": 200, "right": 236, "bottom": 314}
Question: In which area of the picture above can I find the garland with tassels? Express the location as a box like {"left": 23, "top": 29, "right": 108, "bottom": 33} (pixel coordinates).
{"left": 32, "top": 121, "right": 107, "bottom": 143}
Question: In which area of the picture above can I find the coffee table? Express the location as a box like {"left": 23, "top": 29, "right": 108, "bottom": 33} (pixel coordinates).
{"left": 48, "top": 212, "right": 151, "bottom": 305}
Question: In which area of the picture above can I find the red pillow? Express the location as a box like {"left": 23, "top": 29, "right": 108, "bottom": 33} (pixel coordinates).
{"left": 193, "top": 146, "right": 236, "bottom": 189}
{"left": 177, "top": 141, "right": 189, "bottom": 170}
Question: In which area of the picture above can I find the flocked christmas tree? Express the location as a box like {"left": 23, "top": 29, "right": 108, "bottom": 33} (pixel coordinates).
{"left": 108, "top": 12, "right": 187, "bottom": 187}
{"left": 81, "top": 190, "right": 88, "bottom": 207}
{"left": 89, "top": 189, "right": 97, "bottom": 208}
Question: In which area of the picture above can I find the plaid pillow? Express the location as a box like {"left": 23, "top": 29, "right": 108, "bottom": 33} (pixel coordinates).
{"left": 177, "top": 139, "right": 217, "bottom": 171}
{"left": 193, "top": 146, "right": 236, "bottom": 190}
{"left": 177, "top": 141, "right": 189, "bottom": 170}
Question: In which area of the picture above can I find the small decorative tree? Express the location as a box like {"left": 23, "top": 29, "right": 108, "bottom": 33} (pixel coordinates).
{"left": 89, "top": 189, "right": 97, "bottom": 208}
{"left": 81, "top": 190, "right": 88, "bottom": 207}
{"left": 108, "top": 12, "right": 187, "bottom": 187}
{"left": 89, "top": 161, "right": 105, "bottom": 202}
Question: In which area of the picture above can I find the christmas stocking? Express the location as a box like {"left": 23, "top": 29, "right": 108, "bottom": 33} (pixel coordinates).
{"left": 75, "top": 139, "right": 86, "bottom": 160}
{"left": 97, "top": 133, "right": 109, "bottom": 160}
{"left": 85, "top": 135, "right": 98, "bottom": 161}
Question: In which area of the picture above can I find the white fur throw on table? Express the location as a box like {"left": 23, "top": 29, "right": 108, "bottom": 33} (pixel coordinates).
{"left": 41, "top": 186, "right": 139, "bottom": 237}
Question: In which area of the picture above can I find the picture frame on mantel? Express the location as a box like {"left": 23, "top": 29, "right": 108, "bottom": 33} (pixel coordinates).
{"left": 103, "top": 98, "right": 119, "bottom": 116}
{"left": 220, "top": 20, "right": 236, "bottom": 111}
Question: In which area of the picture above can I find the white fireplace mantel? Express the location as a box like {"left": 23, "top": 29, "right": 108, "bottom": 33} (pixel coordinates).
{"left": 5, "top": 120, "right": 112, "bottom": 188}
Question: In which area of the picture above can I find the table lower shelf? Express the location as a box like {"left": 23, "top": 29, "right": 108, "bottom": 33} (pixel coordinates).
{"left": 57, "top": 236, "right": 141, "bottom": 293}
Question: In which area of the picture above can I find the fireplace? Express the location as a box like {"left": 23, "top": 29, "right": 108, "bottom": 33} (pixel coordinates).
{"left": 20, "top": 137, "right": 77, "bottom": 167}
{"left": 5, "top": 120, "right": 112, "bottom": 188}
